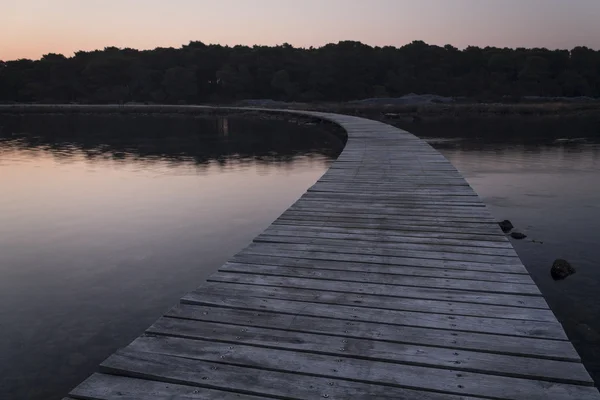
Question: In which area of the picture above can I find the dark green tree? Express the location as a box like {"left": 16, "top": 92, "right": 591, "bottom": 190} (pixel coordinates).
{"left": 1, "top": 41, "right": 599, "bottom": 104}
{"left": 163, "top": 67, "right": 197, "bottom": 103}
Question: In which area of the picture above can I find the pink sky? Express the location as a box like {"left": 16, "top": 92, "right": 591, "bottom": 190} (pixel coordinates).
{"left": 2, "top": 0, "right": 600, "bottom": 60}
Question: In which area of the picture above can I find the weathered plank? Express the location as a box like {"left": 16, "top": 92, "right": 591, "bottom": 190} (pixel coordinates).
{"left": 230, "top": 253, "right": 531, "bottom": 282}
{"left": 217, "top": 264, "right": 538, "bottom": 295}
{"left": 206, "top": 271, "right": 546, "bottom": 308}
{"left": 254, "top": 233, "right": 519, "bottom": 257}
{"left": 70, "top": 373, "right": 265, "bottom": 400}
{"left": 260, "top": 226, "right": 514, "bottom": 248}
{"left": 272, "top": 219, "right": 508, "bottom": 236}
{"left": 276, "top": 215, "right": 500, "bottom": 232}
{"left": 291, "top": 201, "right": 491, "bottom": 214}
{"left": 100, "top": 349, "right": 484, "bottom": 400}
{"left": 262, "top": 224, "right": 512, "bottom": 243}
{"left": 243, "top": 242, "right": 524, "bottom": 266}
{"left": 148, "top": 317, "right": 593, "bottom": 385}
{"left": 191, "top": 281, "right": 553, "bottom": 321}
{"left": 237, "top": 246, "right": 529, "bottom": 273}
{"left": 169, "top": 303, "right": 581, "bottom": 361}
{"left": 181, "top": 292, "right": 566, "bottom": 339}
{"left": 122, "top": 336, "right": 598, "bottom": 400}
{"left": 308, "top": 187, "right": 481, "bottom": 196}
{"left": 283, "top": 207, "right": 496, "bottom": 222}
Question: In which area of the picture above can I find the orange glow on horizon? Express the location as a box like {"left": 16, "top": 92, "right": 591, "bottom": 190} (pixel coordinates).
{"left": 2, "top": 0, "right": 600, "bottom": 61}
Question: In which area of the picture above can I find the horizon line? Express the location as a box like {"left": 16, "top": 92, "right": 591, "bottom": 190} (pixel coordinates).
{"left": 2, "top": 39, "right": 598, "bottom": 62}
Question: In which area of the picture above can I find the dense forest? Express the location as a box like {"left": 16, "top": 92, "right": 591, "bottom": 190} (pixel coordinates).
{"left": 1, "top": 41, "right": 599, "bottom": 104}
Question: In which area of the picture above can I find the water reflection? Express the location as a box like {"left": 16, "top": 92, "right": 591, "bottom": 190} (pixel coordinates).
{"left": 0, "top": 113, "right": 343, "bottom": 400}
{"left": 0, "top": 113, "right": 344, "bottom": 167}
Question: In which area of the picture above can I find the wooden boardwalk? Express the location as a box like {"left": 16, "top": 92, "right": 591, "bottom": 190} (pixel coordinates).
{"left": 65, "top": 109, "right": 599, "bottom": 400}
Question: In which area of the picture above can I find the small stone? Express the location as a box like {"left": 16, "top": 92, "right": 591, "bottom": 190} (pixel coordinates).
{"left": 551, "top": 259, "right": 576, "bottom": 281}
{"left": 510, "top": 231, "right": 527, "bottom": 239}
{"left": 498, "top": 220, "right": 514, "bottom": 233}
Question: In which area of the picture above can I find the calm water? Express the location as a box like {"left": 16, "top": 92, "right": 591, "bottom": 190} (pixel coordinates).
{"left": 0, "top": 113, "right": 344, "bottom": 400}
{"left": 410, "top": 120, "right": 600, "bottom": 385}
{"left": 2, "top": 114, "right": 599, "bottom": 398}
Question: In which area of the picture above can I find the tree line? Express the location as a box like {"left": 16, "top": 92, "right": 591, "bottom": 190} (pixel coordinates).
{"left": 1, "top": 41, "right": 599, "bottom": 104}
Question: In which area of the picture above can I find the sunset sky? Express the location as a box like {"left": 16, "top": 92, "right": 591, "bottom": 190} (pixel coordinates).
{"left": 2, "top": 0, "right": 600, "bottom": 60}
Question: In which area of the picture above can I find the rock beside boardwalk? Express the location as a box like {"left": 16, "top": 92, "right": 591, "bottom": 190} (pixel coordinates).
{"left": 510, "top": 231, "right": 527, "bottom": 239}
{"left": 498, "top": 220, "right": 514, "bottom": 233}
{"left": 551, "top": 259, "right": 576, "bottom": 280}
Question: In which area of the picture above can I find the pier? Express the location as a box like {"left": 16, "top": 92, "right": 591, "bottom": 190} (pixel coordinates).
{"left": 9, "top": 106, "right": 594, "bottom": 400}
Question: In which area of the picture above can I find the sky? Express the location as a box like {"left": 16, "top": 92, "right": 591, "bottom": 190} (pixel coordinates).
{"left": 2, "top": 0, "right": 600, "bottom": 60}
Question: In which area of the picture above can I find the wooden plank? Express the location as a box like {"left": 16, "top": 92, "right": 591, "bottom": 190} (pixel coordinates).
{"left": 308, "top": 185, "right": 478, "bottom": 194}
{"left": 169, "top": 303, "right": 581, "bottom": 362}
{"left": 283, "top": 210, "right": 493, "bottom": 227}
{"left": 238, "top": 247, "right": 530, "bottom": 275}
{"left": 286, "top": 205, "right": 491, "bottom": 217}
{"left": 284, "top": 207, "right": 495, "bottom": 222}
{"left": 322, "top": 173, "right": 465, "bottom": 178}
{"left": 308, "top": 188, "right": 480, "bottom": 196}
{"left": 230, "top": 253, "right": 532, "bottom": 283}
{"left": 319, "top": 179, "right": 470, "bottom": 188}
{"left": 316, "top": 181, "right": 471, "bottom": 187}
{"left": 272, "top": 219, "right": 508, "bottom": 237}
{"left": 217, "top": 264, "right": 538, "bottom": 295}
{"left": 286, "top": 202, "right": 489, "bottom": 213}
{"left": 317, "top": 179, "right": 469, "bottom": 185}
{"left": 243, "top": 242, "right": 523, "bottom": 266}
{"left": 261, "top": 226, "right": 513, "bottom": 248}
{"left": 294, "top": 195, "right": 488, "bottom": 205}
{"left": 282, "top": 207, "right": 495, "bottom": 221}
{"left": 295, "top": 196, "right": 488, "bottom": 207}
{"left": 192, "top": 281, "right": 554, "bottom": 321}
{"left": 282, "top": 208, "right": 490, "bottom": 220}
{"left": 181, "top": 292, "right": 566, "bottom": 340}
{"left": 295, "top": 200, "right": 487, "bottom": 209}
{"left": 276, "top": 215, "right": 499, "bottom": 231}
{"left": 148, "top": 317, "right": 593, "bottom": 385}
{"left": 295, "top": 199, "right": 488, "bottom": 210}
{"left": 100, "top": 349, "right": 483, "bottom": 400}
{"left": 262, "top": 224, "right": 512, "bottom": 243}
{"left": 308, "top": 185, "right": 480, "bottom": 194}
{"left": 122, "top": 336, "right": 599, "bottom": 400}
{"left": 70, "top": 373, "right": 265, "bottom": 400}
{"left": 254, "top": 233, "right": 519, "bottom": 257}
{"left": 60, "top": 107, "right": 598, "bottom": 400}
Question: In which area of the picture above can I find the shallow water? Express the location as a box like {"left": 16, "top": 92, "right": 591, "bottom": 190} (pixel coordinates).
{"left": 0, "top": 113, "right": 343, "bottom": 400}
{"left": 416, "top": 123, "right": 600, "bottom": 386}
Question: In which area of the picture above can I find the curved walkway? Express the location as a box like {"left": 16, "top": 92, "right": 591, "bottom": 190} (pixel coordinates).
{"left": 18, "top": 107, "right": 595, "bottom": 399}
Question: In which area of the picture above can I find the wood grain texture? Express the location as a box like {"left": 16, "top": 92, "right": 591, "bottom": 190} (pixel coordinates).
{"left": 100, "top": 349, "right": 484, "bottom": 400}
{"left": 69, "top": 373, "right": 266, "bottom": 400}
{"left": 206, "top": 270, "right": 547, "bottom": 308}
{"left": 116, "top": 336, "right": 598, "bottom": 400}
{"left": 180, "top": 291, "right": 566, "bottom": 339}
{"left": 190, "top": 281, "right": 554, "bottom": 321}
{"left": 217, "top": 264, "right": 538, "bottom": 295}
{"left": 228, "top": 254, "right": 531, "bottom": 282}
{"left": 64, "top": 106, "right": 598, "bottom": 399}
{"left": 168, "top": 303, "right": 581, "bottom": 362}
{"left": 147, "top": 317, "right": 592, "bottom": 385}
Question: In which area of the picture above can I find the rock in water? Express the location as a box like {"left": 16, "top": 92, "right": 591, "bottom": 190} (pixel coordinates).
{"left": 551, "top": 259, "right": 576, "bottom": 280}
{"left": 498, "top": 220, "right": 514, "bottom": 233}
{"left": 510, "top": 231, "right": 527, "bottom": 239}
